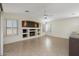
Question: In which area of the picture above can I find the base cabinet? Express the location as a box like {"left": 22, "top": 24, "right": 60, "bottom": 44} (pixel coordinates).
{"left": 69, "top": 37, "right": 79, "bottom": 56}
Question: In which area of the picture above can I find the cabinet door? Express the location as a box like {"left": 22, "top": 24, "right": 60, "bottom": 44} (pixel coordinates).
{"left": 69, "top": 38, "right": 79, "bottom": 56}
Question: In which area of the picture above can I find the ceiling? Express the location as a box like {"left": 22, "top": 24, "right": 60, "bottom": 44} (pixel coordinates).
{"left": 2, "top": 3, "right": 79, "bottom": 20}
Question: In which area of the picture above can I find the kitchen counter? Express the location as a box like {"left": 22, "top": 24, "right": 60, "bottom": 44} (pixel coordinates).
{"left": 70, "top": 32, "right": 79, "bottom": 39}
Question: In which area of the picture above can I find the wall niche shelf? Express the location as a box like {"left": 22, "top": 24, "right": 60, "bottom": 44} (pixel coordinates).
{"left": 22, "top": 20, "right": 41, "bottom": 38}
{"left": 22, "top": 21, "right": 39, "bottom": 28}
{"left": 23, "top": 29, "right": 28, "bottom": 33}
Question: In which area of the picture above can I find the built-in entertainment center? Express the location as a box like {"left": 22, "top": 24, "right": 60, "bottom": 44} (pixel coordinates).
{"left": 22, "top": 20, "right": 41, "bottom": 38}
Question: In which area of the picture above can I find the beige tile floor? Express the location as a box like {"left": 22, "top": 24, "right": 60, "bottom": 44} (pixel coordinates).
{"left": 4, "top": 36, "right": 69, "bottom": 56}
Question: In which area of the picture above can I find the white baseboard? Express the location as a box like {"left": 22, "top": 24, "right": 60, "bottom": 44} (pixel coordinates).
{"left": 4, "top": 33, "right": 45, "bottom": 45}
{"left": 46, "top": 33, "right": 69, "bottom": 39}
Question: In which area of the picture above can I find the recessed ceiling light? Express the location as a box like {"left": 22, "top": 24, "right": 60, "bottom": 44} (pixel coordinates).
{"left": 25, "top": 10, "right": 29, "bottom": 12}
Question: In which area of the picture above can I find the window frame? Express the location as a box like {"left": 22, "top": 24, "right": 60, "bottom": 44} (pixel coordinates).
{"left": 6, "top": 19, "right": 18, "bottom": 36}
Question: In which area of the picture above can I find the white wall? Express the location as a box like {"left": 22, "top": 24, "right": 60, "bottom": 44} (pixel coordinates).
{"left": 3, "top": 12, "right": 43, "bottom": 44}
{"left": 49, "top": 17, "right": 79, "bottom": 39}
{"left": 4, "top": 12, "right": 79, "bottom": 44}
{"left": 0, "top": 11, "right": 4, "bottom": 56}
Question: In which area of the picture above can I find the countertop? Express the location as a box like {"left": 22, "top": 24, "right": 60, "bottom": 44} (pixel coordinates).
{"left": 70, "top": 32, "right": 79, "bottom": 39}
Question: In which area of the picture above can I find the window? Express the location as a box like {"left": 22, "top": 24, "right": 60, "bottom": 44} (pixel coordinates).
{"left": 6, "top": 20, "right": 18, "bottom": 36}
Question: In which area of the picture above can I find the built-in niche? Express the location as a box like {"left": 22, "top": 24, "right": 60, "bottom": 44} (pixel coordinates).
{"left": 22, "top": 20, "right": 40, "bottom": 38}
{"left": 37, "top": 29, "right": 40, "bottom": 35}
{"left": 23, "top": 34, "right": 28, "bottom": 38}
{"left": 23, "top": 29, "right": 28, "bottom": 33}
{"left": 30, "top": 32, "right": 35, "bottom": 36}
{"left": 29, "top": 29, "right": 36, "bottom": 36}
{"left": 22, "top": 21, "right": 39, "bottom": 27}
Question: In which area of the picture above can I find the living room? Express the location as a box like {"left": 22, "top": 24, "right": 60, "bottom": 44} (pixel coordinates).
{"left": 0, "top": 3, "right": 79, "bottom": 56}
